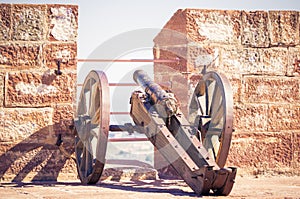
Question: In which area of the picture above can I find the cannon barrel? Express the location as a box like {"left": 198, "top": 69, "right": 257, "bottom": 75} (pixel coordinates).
{"left": 133, "top": 70, "right": 178, "bottom": 117}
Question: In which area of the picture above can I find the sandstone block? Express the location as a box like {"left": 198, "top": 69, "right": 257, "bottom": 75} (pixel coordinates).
{"left": 5, "top": 71, "right": 76, "bottom": 107}
{"left": 0, "top": 4, "right": 11, "bottom": 40}
{"left": 260, "top": 47, "right": 288, "bottom": 74}
{"left": 241, "top": 11, "right": 270, "bottom": 47}
{"left": 0, "top": 107, "right": 53, "bottom": 143}
{"left": 268, "top": 104, "right": 300, "bottom": 131}
{"left": 287, "top": 47, "right": 300, "bottom": 76}
{"left": 234, "top": 103, "right": 268, "bottom": 132}
{"left": 52, "top": 104, "right": 75, "bottom": 134}
{"left": 0, "top": 44, "right": 40, "bottom": 69}
{"left": 243, "top": 76, "right": 300, "bottom": 103}
{"left": 227, "top": 132, "right": 293, "bottom": 169}
{"left": 187, "top": 44, "right": 218, "bottom": 73}
{"left": 12, "top": 4, "right": 46, "bottom": 41}
{"left": 43, "top": 43, "right": 77, "bottom": 69}
{"left": 269, "top": 11, "right": 299, "bottom": 46}
{"left": 48, "top": 5, "right": 78, "bottom": 41}
{"left": 101, "top": 167, "right": 157, "bottom": 181}
{"left": 220, "top": 46, "right": 288, "bottom": 75}
{"left": 185, "top": 9, "right": 241, "bottom": 44}
{"left": 293, "top": 132, "right": 300, "bottom": 167}
{"left": 228, "top": 76, "right": 241, "bottom": 103}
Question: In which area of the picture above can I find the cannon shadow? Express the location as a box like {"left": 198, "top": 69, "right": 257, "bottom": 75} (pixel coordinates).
{"left": 0, "top": 123, "right": 75, "bottom": 182}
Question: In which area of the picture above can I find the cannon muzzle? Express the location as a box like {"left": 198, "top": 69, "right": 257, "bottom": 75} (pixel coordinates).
{"left": 133, "top": 70, "right": 178, "bottom": 117}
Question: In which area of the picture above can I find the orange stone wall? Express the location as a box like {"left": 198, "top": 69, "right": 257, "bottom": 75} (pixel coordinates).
{"left": 154, "top": 9, "right": 300, "bottom": 175}
{"left": 0, "top": 4, "right": 78, "bottom": 181}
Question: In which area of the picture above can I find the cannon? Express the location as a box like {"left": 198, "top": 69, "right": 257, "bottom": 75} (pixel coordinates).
{"left": 73, "top": 69, "right": 236, "bottom": 196}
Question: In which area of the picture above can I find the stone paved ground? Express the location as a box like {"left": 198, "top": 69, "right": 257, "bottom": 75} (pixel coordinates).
{"left": 0, "top": 175, "right": 299, "bottom": 199}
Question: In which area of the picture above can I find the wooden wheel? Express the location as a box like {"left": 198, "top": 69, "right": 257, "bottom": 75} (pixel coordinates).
{"left": 189, "top": 71, "right": 233, "bottom": 168}
{"left": 74, "top": 70, "right": 110, "bottom": 184}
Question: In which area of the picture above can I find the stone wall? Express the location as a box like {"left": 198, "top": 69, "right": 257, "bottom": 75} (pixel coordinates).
{"left": 154, "top": 9, "right": 300, "bottom": 175}
{"left": 0, "top": 4, "right": 78, "bottom": 181}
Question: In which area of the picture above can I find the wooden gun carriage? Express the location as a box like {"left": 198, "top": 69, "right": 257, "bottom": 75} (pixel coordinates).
{"left": 73, "top": 68, "right": 236, "bottom": 196}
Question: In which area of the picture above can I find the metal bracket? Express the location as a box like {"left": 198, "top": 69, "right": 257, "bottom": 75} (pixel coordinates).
{"left": 55, "top": 60, "right": 63, "bottom": 75}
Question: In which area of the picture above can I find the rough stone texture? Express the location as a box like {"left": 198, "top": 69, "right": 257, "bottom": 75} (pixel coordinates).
{"left": 0, "top": 4, "right": 78, "bottom": 182}
{"left": 52, "top": 104, "right": 75, "bottom": 137}
{"left": 269, "top": 11, "right": 299, "bottom": 46}
{"left": 48, "top": 5, "right": 78, "bottom": 41}
{"left": 287, "top": 47, "right": 300, "bottom": 76}
{"left": 154, "top": 9, "right": 300, "bottom": 176}
{"left": 227, "top": 132, "right": 294, "bottom": 173}
{"left": 186, "top": 9, "right": 241, "bottom": 44}
{"left": 101, "top": 167, "right": 158, "bottom": 181}
{"left": 220, "top": 46, "right": 288, "bottom": 76}
{"left": 0, "top": 4, "right": 11, "bottom": 40}
{"left": 43, "top": 43, "right": 77, "bottom": 69}
{"left": 0, "top": 44, "right": 41, "bottom": 69}
{"left": 12, "top": 4, "right": 46, "bottom": 41}
{"left": 234, "top": 103, "right": 269, "bottom": 132}
{"left": 0, "top": 143, "right": 74, "bottom": 182}
{"left": 268, "top": 104, "right": 300, "bottom": 132}
{"left": 187, "top": 44, "right": 217, "bottom": 73}
{"left": 0, "top": 108, "right": 53, "bottom": 143}
{"left": 243, "top": 76, "right": 300, "bottom": 103}
{"left": 5, "top": 71, "right": 76, "bottom": 107}
{"left": 241, "top": 11, "right": 270, "bottom": 47}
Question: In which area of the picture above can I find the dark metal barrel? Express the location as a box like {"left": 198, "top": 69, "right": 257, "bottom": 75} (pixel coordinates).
{"left": 133, "top": 70, "right": 178, "bottom": 117}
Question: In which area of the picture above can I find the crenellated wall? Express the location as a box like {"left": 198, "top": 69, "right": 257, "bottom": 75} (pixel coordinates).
{"left": 0, "top": 4, "right": 78, "bottom": 181}
{"left": 154, "top": 9, "right": 300, "bottom": 175}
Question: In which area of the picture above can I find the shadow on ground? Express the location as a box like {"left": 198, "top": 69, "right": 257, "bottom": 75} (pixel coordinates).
{"left": 0, "top": 123, "right": 75, "bottom": 182}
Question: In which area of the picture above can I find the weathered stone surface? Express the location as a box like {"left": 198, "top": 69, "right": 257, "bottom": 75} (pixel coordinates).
{"left": 268, "top": 104, "right": 300, "bottom": 131}
{"left": 228, "top": 132, "right": 294, "bottom": 170}
{"left": 234, "top": 103, "right": 268, "bottom": 132}
{"left": 0, "top": 4, "right": 11, "bottom": 40}
{"left": 0, "top": 108, "right": 53, "bottom": 143}
{"left": 269, "top": 11, "right": 299, "bottom": 46}
{"left": 0, "top": 44, "right": 40, "bottom": 69}
{"left": 0, "top": 3, "right": 78, "bottom": 182}
{"left": 0, "top": 143, "right": 75, "bottom": 182}
{"left": 187, "top": 44, "right": 218, "bottom": 73}
{"left": 52, "top": 104, "right": 75, "bottom": 134}
{"left": 0, "top": 73, "right": 4, "bottom": 107}
{"left": 244, "top": 76, "right": 300, "bottom": 104}
{"left": 293, "top": 132, "right": 300, "bottom": 168}
{"left": 43, "top": 43, "right": 77, "bottom": 69}
{"left": 48, "top": 5, "right": 78, "bottom": 41}
{"left": 186, "top": 9, "right": 241, "bottom": 44}
{"left": 287, "top": 47, "right": 300, "bottom": 76}
{"left": 154, "top": 8, "right": 300, "bottom": 176}
{"left": 5, "top": 71, "right": 76, "bottom": 107}
{"left": 241, "top": 11, "right": 270, "bottom": 47}
{"left": 12, "top": 4, "right": 46, "bottom": 41}
{"left": 101, "top": 167, "right": 157, "bottom": 181}
{"left": 228, "top": 76, "right": 241, "bottom": 103}
{"left": 220, "top": 46, "right": 288, "bottom": 75}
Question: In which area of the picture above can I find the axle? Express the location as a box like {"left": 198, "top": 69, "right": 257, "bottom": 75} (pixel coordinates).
{"left": 133, "top": 70, "right": 178, "bottom": 118}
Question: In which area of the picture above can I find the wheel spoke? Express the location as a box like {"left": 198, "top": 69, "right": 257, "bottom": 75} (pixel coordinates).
{"left": 210, "top": 100, "right": 224, "bottom": 128}
{"left": 85, "top": 140, "right": 93, "bottom": 177}
{"left": 209, "top": 82, "right": 221, "bottom": 116}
